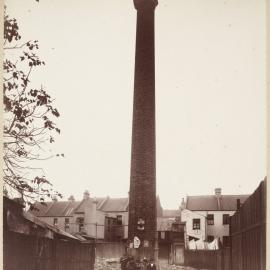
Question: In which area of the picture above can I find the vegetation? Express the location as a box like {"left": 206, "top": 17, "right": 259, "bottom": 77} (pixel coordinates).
{"left": 3, "top": 5, "right": 62, "bottom": 208}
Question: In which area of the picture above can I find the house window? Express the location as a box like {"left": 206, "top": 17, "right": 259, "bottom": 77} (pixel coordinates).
{"left": 207, "top": 235, "right": 214, "bottom": 242}
{"left": 65, "top": 218, "right": 69, "bottom": 230}
{"left": 207, "top": 214, "right": 214, "bottom": 225}
{"left": 53, "top": 218, "right": 58, "bottom": 226}
{"left": 192, "top": 219, "right": 200, "bottom": 230}
{"left": 223, "top": 236, "right": 230, "bottom": 247}
{"left": 76, "top": 217, "right": 84, "bottom": 232}
{"left": 117, "top": 215, "right": 122, "bottom": 225}
{"left": 223, "top": 214, "right": 230, "bottom": 225}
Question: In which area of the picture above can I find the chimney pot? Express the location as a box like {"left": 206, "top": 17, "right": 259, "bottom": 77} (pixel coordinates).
{"left": 68, "top": 195, "right": 75, "bottom": 201}
{"left": 52, "top": 195, "right": 58, "bottom": 202}
{"left": 180, "top": 198, "right": 186, "bottom": 210}
{"left": 215, "top": 188, "right": 222, "bottom": 196}
{"left": 83, "top": 190, "right": 90, "bottom": 200}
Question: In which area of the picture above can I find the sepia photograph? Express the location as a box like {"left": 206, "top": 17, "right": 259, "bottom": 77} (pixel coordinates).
{"left": 2, "top": 0, "right": 267, "bottom": 270}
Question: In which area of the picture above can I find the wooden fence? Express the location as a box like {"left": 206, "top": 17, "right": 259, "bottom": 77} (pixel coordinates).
{"left": 184, "top": 250, "right": 219, "bottom": 269}
{"left": 95, "top": 241, "right": 126, "bottom": 258}
{"left": 230, "top": 179, "right": 266, "bottom": 270}
{"left": 184, "top": 248, "right": 231, "bottom": 270}
{"left": 4, "top": 231, "right": 95, "bottom": 270}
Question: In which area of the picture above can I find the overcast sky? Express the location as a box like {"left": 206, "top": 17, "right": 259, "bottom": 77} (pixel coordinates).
{"left": 6, "top": 0, "right": 267, "bottom": 209}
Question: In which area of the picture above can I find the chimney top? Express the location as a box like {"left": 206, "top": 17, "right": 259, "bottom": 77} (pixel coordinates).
{"left": 52, "top": 195, "right": 58, "bottom": 202}
{"left": 215, "top": 188, "right": 222, "bottom": 196}
{"left": 83, "top": 190, "right": 90, "bottom": 200}
{"left": 236, "top": 198, "right": 241, "bottom": 210}
{"left": 180, "top": 198, "right": 186, "bottom": 210}
{"left": 68, "top": 195, "right": 75, "bottom": 201}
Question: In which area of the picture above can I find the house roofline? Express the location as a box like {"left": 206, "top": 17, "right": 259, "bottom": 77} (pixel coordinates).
{"left": 185, "top": 209, "right": 238, "bottom": 212}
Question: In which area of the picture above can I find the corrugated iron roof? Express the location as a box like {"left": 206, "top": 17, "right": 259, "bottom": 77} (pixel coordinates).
{"left": 186, "top": 194, "right": 249, "bottom": 211}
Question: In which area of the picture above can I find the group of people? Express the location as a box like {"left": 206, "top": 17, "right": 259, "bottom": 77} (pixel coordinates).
{"left": 120, "top": 256, "right": 156, "bottom": 270}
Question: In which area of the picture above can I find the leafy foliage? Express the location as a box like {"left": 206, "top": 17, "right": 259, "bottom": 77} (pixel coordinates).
{"left": 3, "top": 7, "right": 62, "bottom": 208}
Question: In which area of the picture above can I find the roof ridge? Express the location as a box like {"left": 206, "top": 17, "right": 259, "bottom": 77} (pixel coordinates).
{"left": 187, "top": 194, "right": 250, "bottom": 197}
{"left": 187, "top": 195, "right": 216, "bottom": 197}
{"left": 221, "top": 194, "right": 250, "bottom": 197}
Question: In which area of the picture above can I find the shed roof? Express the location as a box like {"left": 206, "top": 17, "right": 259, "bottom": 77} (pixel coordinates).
{"left": 4, "top": 196, "right": 79, "bottom": 241}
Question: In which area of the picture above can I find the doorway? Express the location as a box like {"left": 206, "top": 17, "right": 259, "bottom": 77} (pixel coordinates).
{"left": 174, "top": 244, "right": 184, "bottom": 265}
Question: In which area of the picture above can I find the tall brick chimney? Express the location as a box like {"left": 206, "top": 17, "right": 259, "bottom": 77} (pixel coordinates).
{"left": 128, "top": 0, "right": 158, "bottom": 261}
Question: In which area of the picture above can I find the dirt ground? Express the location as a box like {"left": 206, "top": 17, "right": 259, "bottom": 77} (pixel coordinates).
{"left": 94, "top": 258, "right": 209, "bottom": 270}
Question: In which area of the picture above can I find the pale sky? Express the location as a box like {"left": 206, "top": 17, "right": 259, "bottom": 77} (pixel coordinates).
{"left": 5, "top": 0, "right": 267, "bottom": 209}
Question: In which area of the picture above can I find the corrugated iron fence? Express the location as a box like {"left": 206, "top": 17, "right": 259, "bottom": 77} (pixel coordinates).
{"left": 4, "top": 230, "right": 95, "bottom": 270}
{"left": 230, "top": 179, "right": 266, "bottom": 270}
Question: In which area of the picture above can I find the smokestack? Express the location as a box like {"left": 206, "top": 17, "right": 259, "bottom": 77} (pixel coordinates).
{"left": 128, "top": 0, "right": 158, "bottom": 261}
{"left": 215, "top": 188, "right": 222, "bottom": 196}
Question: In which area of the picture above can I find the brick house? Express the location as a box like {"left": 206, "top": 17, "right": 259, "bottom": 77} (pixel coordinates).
{"left": 30, "top": 191, "right": 170, "bottom": 243}
{"left": 30, "top": 191, "right": 108, "bottom": 240}
{"left": 180, "top": 188, "right": 249, "bottom": 248}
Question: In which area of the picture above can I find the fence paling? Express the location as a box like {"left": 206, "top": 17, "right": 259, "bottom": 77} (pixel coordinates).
{"left": 4, "top": 231, "right": 95, "bottom": 270}
{"left": 230, "top": 180, "right": 266, "bottom": 270}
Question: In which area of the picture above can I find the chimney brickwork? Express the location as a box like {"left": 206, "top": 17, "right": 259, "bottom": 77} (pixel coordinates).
{"left": 128, "top": 0, "right": 158, "bottom": 260}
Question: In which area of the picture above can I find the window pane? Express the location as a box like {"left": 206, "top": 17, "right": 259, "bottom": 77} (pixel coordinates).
{"left": 192, "top": 219, "right": 200, "bottom": 230}
{"left": 207, "top": 214, "right": 214, "bottom": 225}
{"left": 53, "top": 218, "right": 58, "bottom": 225}
{"left": 223, "top": 214, "right": 230, "bottom": 225}
{"left": 117, "top": 215, "right": 122, "bottom": 225}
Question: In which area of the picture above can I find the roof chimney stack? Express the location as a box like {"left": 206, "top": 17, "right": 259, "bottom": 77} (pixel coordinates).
{"left": 52, "top": 195, "right": 58, "bottom": 202}
{"left": 237, "top": 198, "right": 241, "bottom": 210}
{"left": 215, "top": 188, "right": 222, "bottom": 196}
{"left": 180, "top": 198, "right": 186, "bottom": 210}
{"left": 83, "top": 190, "right": 90, "bottom": 200}
{"left": 68, "top": 195, "right": 75, "bottom": 201}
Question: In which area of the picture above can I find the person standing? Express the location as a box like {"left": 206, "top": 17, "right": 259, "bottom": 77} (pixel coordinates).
{"left": 146, "top": 259, "right": 156, "bottom": 270}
